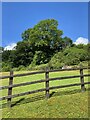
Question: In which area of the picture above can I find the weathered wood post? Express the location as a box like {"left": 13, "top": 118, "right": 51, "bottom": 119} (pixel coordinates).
{"left": 45, "top": 67, "right": 49, "bottom": 98}
{"left": 7, "top": 70, "right": 13, "bottom": 107}
{"left": 80, "top": 65, "right": 86, "bottom": 92}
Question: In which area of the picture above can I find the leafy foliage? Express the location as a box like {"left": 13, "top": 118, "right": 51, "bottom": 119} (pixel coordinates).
{"left": 1, "top": 19, "right": 89, "bottom": 71}
{"left": 49, "top": 47, "right": 89, "bottom": 69}
{"left": 10, "top": 41, "right": 34, "bottom": 67}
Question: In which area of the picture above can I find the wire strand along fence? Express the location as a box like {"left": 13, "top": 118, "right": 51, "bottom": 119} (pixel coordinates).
{"left": 0, "top": 66, "right": 90, "bottom": 107}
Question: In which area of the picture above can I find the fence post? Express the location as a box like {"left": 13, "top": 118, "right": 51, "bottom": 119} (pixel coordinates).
{"left": 7, "top": 70, "right": 13, "bottom": 107}
{"left": 80, "top": 66, "right": 86, "bottom": 92}
{"left": 45, "top": 67, "right": 49, "bottom": 98}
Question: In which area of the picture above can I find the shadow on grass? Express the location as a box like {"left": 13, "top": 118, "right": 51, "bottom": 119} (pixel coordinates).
{"left": 1, "top": 87, "right": 90, "bottom": 108}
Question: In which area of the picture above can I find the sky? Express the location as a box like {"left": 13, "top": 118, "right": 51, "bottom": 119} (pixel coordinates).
{"left": 1, "top": 0, "right": 90, "bottom": 2}
{"left": 2, "top": 2, "right": 88, "bottom": 49}
{"left": 0, "top": 2, "right": 2, "bottom": 47}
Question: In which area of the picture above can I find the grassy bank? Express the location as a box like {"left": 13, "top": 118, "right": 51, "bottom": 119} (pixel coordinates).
{"left": 0, "top": 69, "right": 90, "bottom": 118}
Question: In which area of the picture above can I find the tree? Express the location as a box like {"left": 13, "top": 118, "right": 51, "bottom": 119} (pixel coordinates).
{"left": 2, "top": 50, "right": 11, "bottom": 62}
{"left": 22, "top": 19, "right": 63, "bottom": 52}
{"left": 21, "top": 19, "right": 65, "bottom": 64}
{"left": 10, "top": 41, "right": 34, "bottom": 67}
{"left": 2, "top": 19, "right": 73, "bottom": 70}
{"left": 0, "top": 46, "right": 3, "bottom": 63}
{"left": 62, "top": 36, "right": 73, "bottom": 49}
{"left": 22, "top": 28, "right": 32, "bottom": 41}
{"left": 31, "top": 51, "right": 49, "bottom": 66}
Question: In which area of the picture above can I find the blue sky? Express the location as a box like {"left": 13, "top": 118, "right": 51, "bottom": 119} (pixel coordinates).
{"left": 2, "top": 2, "right": 88, "bottom": 48}
{"left": 0, "top": 2, "right": 2, "bottom": 47}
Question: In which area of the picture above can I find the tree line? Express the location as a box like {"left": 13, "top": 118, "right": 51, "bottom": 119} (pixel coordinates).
{"left": 1, "top": 19, "right": 90, "bottom": 71}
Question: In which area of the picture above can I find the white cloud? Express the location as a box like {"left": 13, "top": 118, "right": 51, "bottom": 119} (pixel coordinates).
{"left": 4, "top": 43, "right": 17, "bottom": 51}
{"left": 74, "top": 37, "right": 88, "bottom": 45}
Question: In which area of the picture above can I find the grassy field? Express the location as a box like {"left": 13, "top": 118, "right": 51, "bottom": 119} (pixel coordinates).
{"left": 0, "top": 69, "right": 90, "bottom": 118}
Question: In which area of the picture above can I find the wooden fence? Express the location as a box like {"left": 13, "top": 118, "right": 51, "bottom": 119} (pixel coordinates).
{"left": 0, "top": 66, "right": 90, "bottom": 107}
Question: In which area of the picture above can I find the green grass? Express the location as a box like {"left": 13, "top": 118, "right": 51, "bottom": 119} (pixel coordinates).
{"left": 0, "top": 69, "right": 90, "bottom": 118}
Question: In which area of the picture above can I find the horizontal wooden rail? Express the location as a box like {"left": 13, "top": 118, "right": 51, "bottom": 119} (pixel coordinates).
{"left": 0, "top": 79, "right": 46, "bottom": 90}
{"left": 0, "top": 81, "right": 90, "bottom": 101}
{"left": 49, "top": 82, "right": 90, "bottom": 90}
{"left": 0, "top": 88, "right": 46, "bottom": 100}
{"left": 0, "top": 71, "right": 45, "bottom": 79}
{"left": 0, "top": 67, "right": 89, "bottom": 80}
{"left": 0, "top": 75, "right": 11, "bottom": 79}
{"left": 0, "top": 74, "right": 90, "bottom": 90}
{"left": 49, "top": 74, "right": 90, "bottom": 81}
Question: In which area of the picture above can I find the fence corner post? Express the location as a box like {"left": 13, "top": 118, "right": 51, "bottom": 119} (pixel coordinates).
{"left": 45, "top": 67, "right": 49, "bottom": 99}
{"left": 7, "top": 70, "right": 13, "bottom": 107}
{"left": 80, "top": 65, "right": 86, "bottom": 92}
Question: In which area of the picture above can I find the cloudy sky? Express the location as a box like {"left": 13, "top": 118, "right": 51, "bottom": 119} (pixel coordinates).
{"left": 2, "top": 2, "right": 88, "bottom": 50}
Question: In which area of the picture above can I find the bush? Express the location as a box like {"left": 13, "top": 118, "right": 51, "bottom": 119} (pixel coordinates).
{"left": 78, "top": 61, "right": 88, "bottom": 67}
{"left": 64, "top": 56, "right": 80, "bottom": 65}
{"left": 27, "top": 64, "right": 35, "bottom": 70}
{"left": 17, "top": 65, "right": 26, "bottom": 71}
{"left": 48, "top": 52, "right": 65, "bottom": 69}
{"left": 49, "top": 47, "right": 89, "bottom": 69}
{"left": 48, "top": 61, "right": 64, "bottom": 69}
{"left": 27, "top": 64, "right": 48, "bottom": 71}
{"left": 35, "top": 64, "right": 48, "bottom": 70}
{"left": 12, "top": 67, "right": 19, "bottom": 71}
{"left": 2, "top": 62, "right": 11, "bottom": 72}
{"left": 12, "top": 65, "right": 26, "bottom": 71}
{"left": 63, "top": 47, "right": 88, "bottom": 63}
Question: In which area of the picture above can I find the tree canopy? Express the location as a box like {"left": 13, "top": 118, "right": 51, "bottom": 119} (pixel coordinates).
{"left": 2, "top": 19, "right": 89, "bottom": 71}
{"left": 22, "top": 19, "right": 64, "bottom": 51}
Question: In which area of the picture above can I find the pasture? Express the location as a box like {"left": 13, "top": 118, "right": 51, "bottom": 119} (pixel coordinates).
{"left": 0, "top": 69, "right": 90, "bottom": 118}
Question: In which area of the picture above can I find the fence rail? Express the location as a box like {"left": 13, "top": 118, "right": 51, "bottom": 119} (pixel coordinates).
{"left": 0, "top": 66, "right": 90, "bottom": 107}
{"left": 0, "top": 67, "right": 89, "bottom": 80}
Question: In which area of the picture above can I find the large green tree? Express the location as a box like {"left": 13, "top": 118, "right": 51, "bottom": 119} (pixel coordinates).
{"left": 22, "top": 19, "right": 64, "bottom": 52}
{"left": 21, "top": 19, "right": 70, "bottom": 64}
{"left": 2, "top": 19, "right": 73, "bottom": 69}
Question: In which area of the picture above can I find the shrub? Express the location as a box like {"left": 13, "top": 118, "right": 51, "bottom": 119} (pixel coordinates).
{"left": 31, "top": 51, "right": 48, "bottom": 66}
{"left": 49, "top": 47, "right": 88, "bottom": 69}
{"left": 27, "top": 64, "right": 48, "bottom": 71}
{"left": 2, "top": 63, "right": 11, "bottom": 72}
{"left": 15, "top": 65, "right": 26, "bottom": 71}
{"left": 48, "top": 52, "right": 65, "bottom": 69}
{"left": 12, "top": 67, "right": 19, "bottom": 71}
{"left": 78, "top": 61, "right": 88, "bottom": 67}
{"left": 34, "top": 64, "right": 48, "bottom": 70}
{"left": 48, "top": 61, "right": 64, "bottom": 69}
